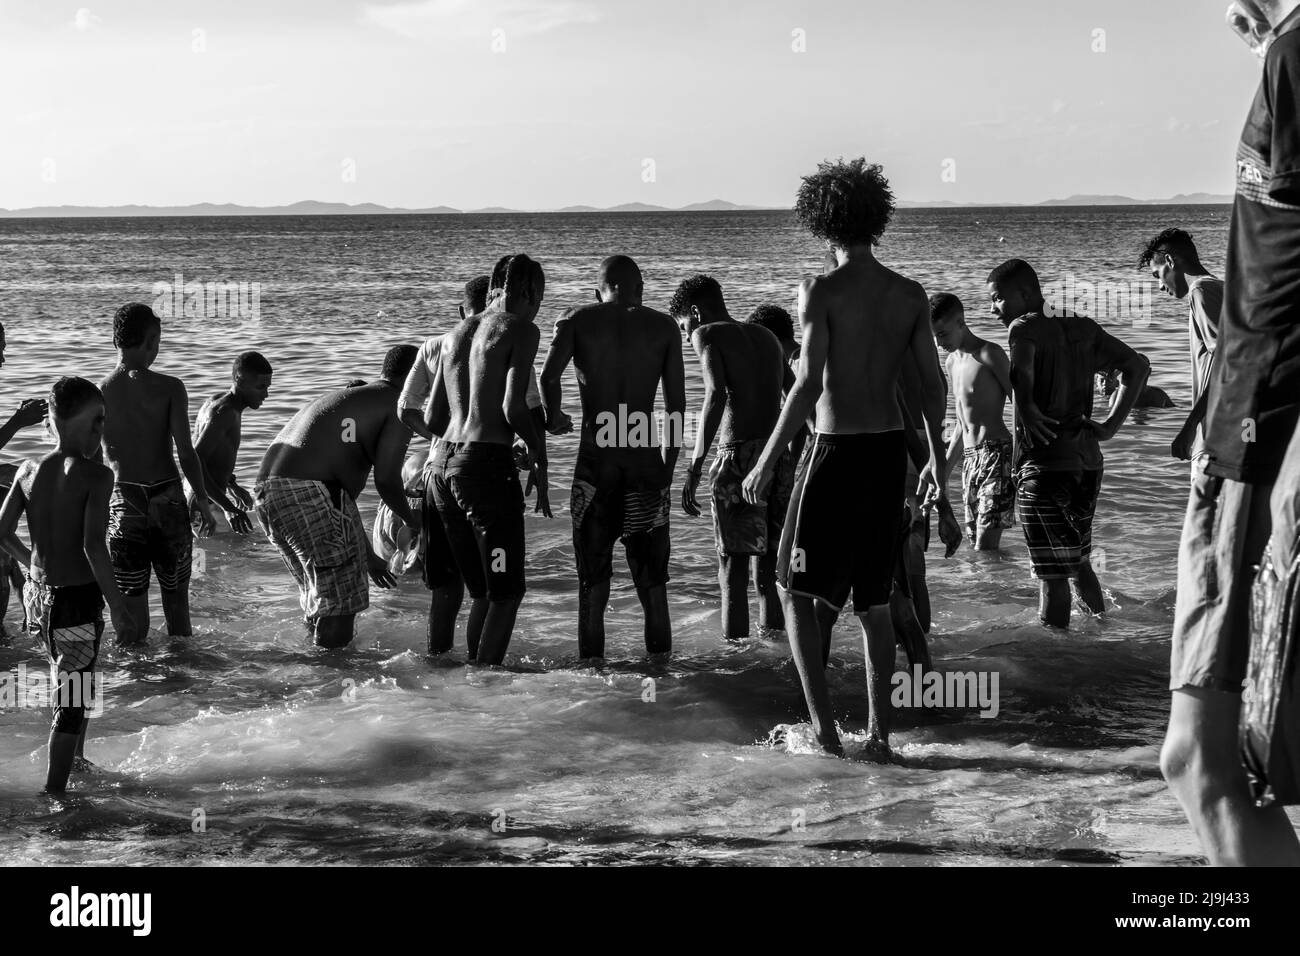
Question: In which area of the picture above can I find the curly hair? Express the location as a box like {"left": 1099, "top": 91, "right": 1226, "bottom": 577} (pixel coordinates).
{"left": 112, "top": 302, "right": 161, "bottom": 350}
{"left": 794, "top": 157, "right": 896, "bottom": 248}
{"left": 50, "top": 376, "right": 103, "bottom": 421}
{"left": 1138, "top": 228, "right": 1197, "bottom": 270}
{"left": 666, "top": 274, "right": 725, "bottom": 319}
{"left": 746, "top": 304, "right": 794, "bottom": 343}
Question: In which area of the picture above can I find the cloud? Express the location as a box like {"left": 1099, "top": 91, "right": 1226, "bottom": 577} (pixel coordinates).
{"left": 1050, "top": 98, "right": 1067, "bottom": 115}
{"left": 361, "top": 0, "right": 600, "bottom": 39}
{"left": 72, "top": 7, "right": 101, "bottom": 31}
{"left": 1164, "top": 116, "right": 1192, "bottom": 133}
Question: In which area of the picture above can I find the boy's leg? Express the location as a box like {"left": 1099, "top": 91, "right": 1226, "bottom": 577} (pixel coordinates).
{"left": 974, "top": 527, "right": 1003, "bottom": 550}
{"left": 156, "top": 485, "right": 195, "bottom": 637}
{"left": 427, "top": 584, "right": 464, "bottom": 655}
{"left": 578, "top": 581, "right": 610, "bottom": 660}
{"left": 856, "top": 603, "right": 897, "bottom": 751}
{"left": 465, "top": 598, "right": 489, "bottom": 659}
{"left": 816, "top": 598, "right": 837, "bottom": 666}
{"left": 755, "top": 551, "right": 784, "bottom": 630}
{"left": 1019, "top": 470, "right": 1079, "bottom": 627}
{"left": 1039, "top": 579, "right": 1072, "bottom": 627}
{"left": 784, "top": 590, "right": 842, "bottom": 755}
{"left": 627, "top": 509, "right": 672, "bottom": 656}
{"left": 314, "top": 614, "right": 356, "bottom": 648}
{"left": 1070, "top": 470, "right": 1105, "bottom": 614}
{"left": 475, "top": 599, "right": 521, "bottom": 665}
{"left": 719, "top": 553, "right": 751, "bottom": 639}
{"left": 45, "top": 729, "right": 79, "bottom": 794}
{"left": 1163, "top": 686, "right": 1300, "bottom": 864}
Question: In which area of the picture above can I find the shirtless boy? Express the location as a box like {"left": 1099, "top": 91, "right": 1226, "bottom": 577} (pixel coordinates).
{"left": 742, "top": 159, "right": 949, "bottom": 757}
{"left": 0, "top": 377, "right": 130, "bottom": 793}
{"left": 988, "top": 259, "right": 1149, "bottom": 627}
{"left": 541, "top": 255, "right": 686, "bottom": 659}
{"left": 425, "top": 254, "right": 549, "bottom": 665}
{"left": 100, "top": 304, "right": 217, "bottom": 645}
{"left": 669, "top": 274, "right": 788, "bottom": 637}
{"left": 190, "top": 351, "right": 273, "bottom": 534}
{"left": 928, "top": 293, "right": 1015, "bottom": 550}
{"left": 256, "top": 346, "right": 419, "bottom": 648}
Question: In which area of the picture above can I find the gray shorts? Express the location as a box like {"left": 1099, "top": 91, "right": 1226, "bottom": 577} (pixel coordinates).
{"left": 1169, "top": 460, "right": 1273, "bottom": 693}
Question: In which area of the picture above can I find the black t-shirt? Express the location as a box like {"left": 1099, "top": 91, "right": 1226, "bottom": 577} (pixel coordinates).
{"left": 1007, "top": 312, "right": 1134, "bottom": 473}
{"left": 1205, "top": 10, "right": 1300, "bottom": 485}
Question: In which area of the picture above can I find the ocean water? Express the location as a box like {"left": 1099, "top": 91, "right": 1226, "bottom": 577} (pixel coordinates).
{"left": 0, "top": 207, "right": 1283, "bottom": 866}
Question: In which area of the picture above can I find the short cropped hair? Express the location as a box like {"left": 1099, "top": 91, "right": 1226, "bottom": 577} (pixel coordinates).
{"left": 666, "top": 274, "right": 725, "bottom": 318}
{"left": 987, "top": 259, "right": 1042, "bottom": 297}
{"left": 929, "top": 293, "right": 963, "bottom": 323}
{"left": 113, "top": 303, "right": 161, "bottom": 349}
{"left": 233, "top": 351, "right": 273, "bottom": 378}
{"left": 381, "top": 345, "right": 419, "bottom": 383}
{"left": 794, "top": 157, "right": 896, "bottom": 248}
{"left": 746, "top": 304, "right": 794, "bottom": 343}
{"left": 50, "top": 376, "right": 103, "bottom": 420}
{"left": 464, "top": 276, "right": 490, "bottom": 314}
{"left": 1138, "top": 228, "right": 1199, "bottom": 270}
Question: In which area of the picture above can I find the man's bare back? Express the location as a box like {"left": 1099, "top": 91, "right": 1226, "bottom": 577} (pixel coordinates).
{"left": 20, "top": 455, "right": 113, "bottom": 586}
{"left": 807, "top": 260, "right": 932, "bottom": 434}
{"left": 100, "top": 368, "right": 188, "bottom": 483}
{"left": 560, "top": 302, "right": 682, "bottom": 444}
{"left": 692, "top": 321, "right": 784, "bottom": 444}
{"left": 258, "top": 384, "right": 405, "bottom": 502}
{"left": 436, "top": 311, "right": 540, "bottom": 446}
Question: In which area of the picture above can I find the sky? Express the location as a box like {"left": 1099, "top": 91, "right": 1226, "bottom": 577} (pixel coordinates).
{"left": 0, "top": 0, "right": 1273, "bottom": 209}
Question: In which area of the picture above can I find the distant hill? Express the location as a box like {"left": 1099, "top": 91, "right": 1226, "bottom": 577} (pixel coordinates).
{"left": 0, "top": 193, "right": 1234, "bottom": 218}
{"left": 1039, "top": 192, "right": 1232, "bottom": 206}
{"left": 0, "top": 200, "right": 463, "bottom": 217}
{"left": 678, "top": 198, "right": 763, "bottom": 211}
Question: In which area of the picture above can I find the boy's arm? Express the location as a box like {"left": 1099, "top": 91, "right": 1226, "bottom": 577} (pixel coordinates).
{"left": 193, "top": 409, "right": 251, "bottom": 529}
{"left": 1089, "top": 328, "right": 1151, "bottom": 441}
{"left": 505, "top": 323, "right": 551, "bottom": 517}
{"left": 660, "top": 325, "right": 687, "bottom": 476}
{"left": 683, "top": 331, "right": 725, "bottom": 517}
{"left": 1173, "top": 349, "right": 1216, "bottom": 460}
{"left": 910, "top": 296, "right": 949, "bottom": 498}
{"left": 1007, "top": 338, "right": 1057, "bottom": 448}
{"left": 422, "top": 346, "right": 451, "bottom": 439}
{"left": 540, "top": 315, "right": 576, "bottom": 435}
{"left": 745, "top": 278, "right": 827, "bottom": 503}
{"left": 84, "top": 467, "right": 131, "bottom": 638}
{"left": 170, "top": 380, "right": 217, "bottom": 535}
{"left": 399, "top": 339, "right": 436, "bottom": 440}
{"left": 0, "top": 399, "right": 49, "bottom": 452}
{"left": 0, "top": 463, "right": 31, "bottom": 566}
{"left": 374, "top": 413, "right": 418, "bottom": 532}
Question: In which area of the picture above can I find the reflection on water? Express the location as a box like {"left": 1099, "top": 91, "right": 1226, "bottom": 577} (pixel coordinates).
{"left": 2, "top": 208, "right": 1288, "bottom": 865}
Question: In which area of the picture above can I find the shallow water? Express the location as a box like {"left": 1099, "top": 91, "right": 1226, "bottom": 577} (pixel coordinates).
{"left": 1, "top": 207, "right": 1287, "bottom": 865}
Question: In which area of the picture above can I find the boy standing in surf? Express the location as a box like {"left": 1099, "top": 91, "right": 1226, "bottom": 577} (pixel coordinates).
{"left": 926, "top": 292, "right": 1016, "bottom": 550}
{"left": 541, "top": 255, "right": 686, "bottom": 660}
{"left": 987, "top": 259, "right": 1148, "bottom": 627}
{"left": 0, "top": 377, "right": 131, "bottom": 793}
{"left": 742, "top": 158, "right": 950, "bottom": 758}
{"left": 669, "top": 274, "right": 790, "bottom": 638}
{"left": 189, "top": 351, "right": 273, "bottom": 534}
{"left": 100, "top": 304, "right": 217, "bottom": 646}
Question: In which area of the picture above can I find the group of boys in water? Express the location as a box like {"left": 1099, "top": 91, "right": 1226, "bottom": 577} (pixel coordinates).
{"left": 5, "top": 66, "right": 1300, "bottom": 864}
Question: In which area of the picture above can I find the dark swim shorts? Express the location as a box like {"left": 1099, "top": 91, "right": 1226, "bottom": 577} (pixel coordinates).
{"left": 431, "top": 441, "right": 526, "bottom": 602}
{"left": 421, "top": 451, "right": 461, "bottom": 593}
{"left": 108, "top": 477, "right": 193, "bottom": 596}
{"left": 29, "top": 579, "right": 105, "bottom": 734}
{"left": 1017, "top": 468, "right": 1102, "bottom": 579}
{"left": 570, "top": 444, "right": 671, "bottom": 589}
{"left": 777, "top": 431, "right": 907, "bottom": 612}
{"left": 709, "top": 439, "right": 795, "bottom": 557}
